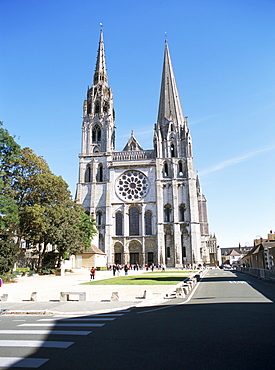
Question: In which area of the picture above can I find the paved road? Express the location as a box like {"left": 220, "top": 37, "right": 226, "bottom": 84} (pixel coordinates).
{"left": 0, "top": 268, "right": 274, "bottom": 369}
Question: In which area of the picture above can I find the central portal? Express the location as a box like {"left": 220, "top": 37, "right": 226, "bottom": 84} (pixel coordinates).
{"left": 129, "top": 240, "right": 142, "bottom": 266}
{"left": 130, "top": 252, "right": 139, "bottom": 265}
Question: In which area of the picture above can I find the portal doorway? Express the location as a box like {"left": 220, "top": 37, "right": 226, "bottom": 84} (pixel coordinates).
{"left": 115, "top": 253, "right": 121, "bottom": 264}
{"left": 130, "top": 253, "right": 139, "bottom": 265}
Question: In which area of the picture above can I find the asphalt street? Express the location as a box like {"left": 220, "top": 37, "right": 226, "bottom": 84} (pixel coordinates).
{"left": 0, "top": 268, "right": 274, "bottom": 369}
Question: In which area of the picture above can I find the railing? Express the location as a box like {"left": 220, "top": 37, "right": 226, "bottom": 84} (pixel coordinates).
{"left": 112, "top": 150, "right": 155, "bottom": 161}
{"left": 236, "top": 266, "right": 275, "bottom": 281}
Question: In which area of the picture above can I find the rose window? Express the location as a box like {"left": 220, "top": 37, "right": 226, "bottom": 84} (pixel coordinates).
{"left": 116, "top": 170, "right": 149, "bottom": 201}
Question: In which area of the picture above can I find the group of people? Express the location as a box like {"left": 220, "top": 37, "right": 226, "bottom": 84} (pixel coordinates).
{"left": 91, "top": 262, "right": 169, "bottom": 280}
{"left": 110, "top": 264, "right": 141, "bottom": 276}
{"left": 145, "top": 263, "right": 166, "bottom": 271}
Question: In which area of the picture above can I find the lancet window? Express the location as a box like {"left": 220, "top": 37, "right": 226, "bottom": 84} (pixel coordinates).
{"left": 115, "top": 212, "right": 123, "bottom": 236}
{"left": 145, "top": 211, "right": 152, "bottom": 235}
{"left": 92, "top": 124, "right": 101, "bottom": 142}
{"left": 129, "top": 207, "right": 140, "bottom": 236}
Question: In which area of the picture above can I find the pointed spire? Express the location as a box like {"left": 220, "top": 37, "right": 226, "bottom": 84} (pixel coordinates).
{"left": 157, "top": 41, "right": 185, "bottom": 129}
{"left": 196, "top": 172, "right": 201, "bottom": 191}
{"left": 93, "top": 28, "right": 108, "bottom": 85}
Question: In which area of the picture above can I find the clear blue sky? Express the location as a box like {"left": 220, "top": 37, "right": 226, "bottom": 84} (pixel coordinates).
{"left": 1, "top": 0, "right": 275, "bottom": 248}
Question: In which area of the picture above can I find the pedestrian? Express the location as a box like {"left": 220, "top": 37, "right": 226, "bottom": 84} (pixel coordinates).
{"left": 90, "top": 267, "right": 96, "bottom": 280}
{"left": 113, "top": 265, "right": 116, "bottom": 276}
{"left": 124, "top": 264, "right": 129, "bottom": 275}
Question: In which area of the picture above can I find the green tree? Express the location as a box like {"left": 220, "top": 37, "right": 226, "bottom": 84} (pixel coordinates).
{"left": 0, "top": 122, "right": 21, "bottom": 274}
{"left": 1, "top": 123, "right": 97, "bottom": 272}
{"left": 8, "top": 148, "right": 97, "bottom": 269}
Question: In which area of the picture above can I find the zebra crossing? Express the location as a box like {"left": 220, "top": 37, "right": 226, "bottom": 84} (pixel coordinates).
{"left": 0, "top": 310, "right": 131, "bottom": 368}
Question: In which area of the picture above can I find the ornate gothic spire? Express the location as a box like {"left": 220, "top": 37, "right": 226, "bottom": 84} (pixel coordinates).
{"left": 93, "top": 29, "right": 108, "bottom": 85}
{"left": 157, "top": 41, "right": 185, "bottom": 129}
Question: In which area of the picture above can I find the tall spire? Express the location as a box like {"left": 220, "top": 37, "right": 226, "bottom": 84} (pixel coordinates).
{"left": 157, "top": 41, "right": 185, "bottom": 128}
{"left": 93, "top": 29, "right": 108, "bottom": 85}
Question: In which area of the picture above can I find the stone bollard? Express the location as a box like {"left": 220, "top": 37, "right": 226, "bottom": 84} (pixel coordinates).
{"left": 111, "top": 292, "right": 120, "bottom": 301}
{"left": 194, "top": 274, "right": 201, "bottom": 282}
{"left": 143, "top": 289, "right": 153, "bottom": 299}
{"left": 176, "top": 287, "right": 185, "bottom": 298}
{"left": 30, "top": 292, "right": 40, "bottom": 301}
{"left": 0, "top": 294, "right": 8, "bottom": 301}
{"left": 181, "top": 284, "right": 189, "bottom": 294}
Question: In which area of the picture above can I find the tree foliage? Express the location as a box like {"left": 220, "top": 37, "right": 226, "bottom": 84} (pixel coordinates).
{"left": 0, "top": 122, "right": 21, "bottom": 273}
{"left": 0, "top": 122, "right": 97, "bottom": 273}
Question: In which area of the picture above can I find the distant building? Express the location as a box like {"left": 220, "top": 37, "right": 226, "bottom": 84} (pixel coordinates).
{"left": 241, "top": 231, "right": 275, "bottom": 271}
{"left": 75, "top": 30, "right": 217, "bottom": 267}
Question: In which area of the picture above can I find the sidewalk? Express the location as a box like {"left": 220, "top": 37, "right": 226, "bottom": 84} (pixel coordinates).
{"left": 0, "top": 268, "right": 174, "bottom": 315}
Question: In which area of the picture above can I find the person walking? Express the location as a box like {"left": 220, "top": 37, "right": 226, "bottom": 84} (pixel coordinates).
{"left": 124, "top": 264, "right": 129, "bottom": 275}
{"left": 113, "top": 265, "right": 116, "bottom": 276}
{"left": 90, "top": 267, "right": 96, "bottom": 280}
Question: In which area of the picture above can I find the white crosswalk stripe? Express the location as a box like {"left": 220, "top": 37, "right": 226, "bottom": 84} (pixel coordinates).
{"left": 0, "top": 340, "right": 74, "bottom": 348}
{"left": 0, "top": 357, "right": 49, "bottom": 368}
{"left": 18, "top": 323, "right": 105, "bottom": 327}
{"left": 38, "top": 317, "right": 115, "bottom": 321}
{"left": 0, "top": 312, "right": 128, "bottom": 368}
{"left": 0, "top": 329, "right": 92, "bottom": 335}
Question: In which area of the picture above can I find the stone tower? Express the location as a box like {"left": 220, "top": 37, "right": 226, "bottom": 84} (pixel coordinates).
{"left": 76, "top": 31, "right": 217, "bottom": 267}
{"left": 153, "top": 41, "right": 202, "bottom": 267}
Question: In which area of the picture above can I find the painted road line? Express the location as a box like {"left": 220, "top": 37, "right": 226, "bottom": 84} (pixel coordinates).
{"left": 19, "top": 323, "right": 105, "bottom": 327}
{"left": 38, "top": 318, "right": 115, "bottom": 322}
{"left": 138, "top": 274, "right": 203, "bottom": 314}
{"left": 229, "top": 281, "right": 248, "bottom": 284}
{"left": 0, "top": 357, "right": 48, "bottom": 368}
{"left": 0, "top": 340, "right": 74, "bottom": 348}
{"left": 0, "top": 330, "right": 92, "bottom": 335}
{"left": 54, "top": 314, "right": 124, "bottom": 318}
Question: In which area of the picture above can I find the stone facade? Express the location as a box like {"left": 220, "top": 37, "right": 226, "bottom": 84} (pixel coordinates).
{"left": 75, "top": 30, "right": 217, "bottom": 267}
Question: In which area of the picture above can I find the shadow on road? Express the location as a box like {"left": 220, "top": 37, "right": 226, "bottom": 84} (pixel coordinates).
{"left": 6, "top": 272, "right": 275, "bottom": 370}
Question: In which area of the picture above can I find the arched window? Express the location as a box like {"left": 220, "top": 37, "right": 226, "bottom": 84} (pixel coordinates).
{"left": 87, "top": 102, "right": 91, "bottom": 115}
{"left": 95, "top": 102, "right": 100, "bottom": 114}
{"left": 103, "top": 102, "right": 109, "bottom": 113}
{"left": 179, "top": 204, "right": 185, "bottom": 222}
{"left": 84, "top": 166, "right": 91, "bottom": 182}
{"left": 163, "top": 162, "right": 169, "bottom": 177}
{"left": 97, "top": 164, "right": 103, "bottom": 182}
{"left": 92, "top": 124, "right": 101, "bottom": 142}
{"left": 145, "top": 211, "right": 152, "bottom": 235}
{"left": 129, "top": 207, "right": 139, "bottom": 236}
{"left": 96, "top": 210, "right": 102, "bottom": 225}
{"left": 178, "top": 161, "right": 183, "bottom": 177}
{"left": 115, "top": 212, "right": 123, "bottom": 236}
{"left": 181, "top": 234, "right": 186, "bottom": 259}
{"left": 171, "top": 143, "right": 175, "bottom": 158}
{"left": 164, "top": 204, "right": 172, "bottom": 222}
{"left": 99, "top": 234, "right": 105, "bottom": 252}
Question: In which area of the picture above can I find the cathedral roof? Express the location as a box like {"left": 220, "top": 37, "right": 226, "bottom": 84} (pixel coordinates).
{"left": 122, "top": 131, "right": 143, "bottom": 151}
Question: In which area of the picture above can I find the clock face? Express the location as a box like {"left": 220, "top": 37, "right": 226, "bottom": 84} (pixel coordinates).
{"left": 116, "top": 170, "right": 149, "bottom": 202}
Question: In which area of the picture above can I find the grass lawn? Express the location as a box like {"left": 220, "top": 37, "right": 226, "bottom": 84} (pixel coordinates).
{"left": 82, "top": 271, "right": 192, "bottom": 285}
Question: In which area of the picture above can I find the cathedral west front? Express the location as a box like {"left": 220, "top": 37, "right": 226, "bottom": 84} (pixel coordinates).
{"left": 75, "top": 30, "right": 217, "bottom": 268}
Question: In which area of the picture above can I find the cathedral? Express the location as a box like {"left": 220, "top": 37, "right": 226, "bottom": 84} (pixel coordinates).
{"left": 76, "top": 30, "right": 217, "bottom": 268}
